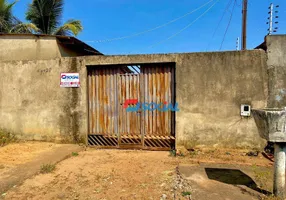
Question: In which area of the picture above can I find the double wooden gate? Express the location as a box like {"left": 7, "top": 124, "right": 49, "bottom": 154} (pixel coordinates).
{"left": 87, "top": 64, "right": 175, "bottom": 150}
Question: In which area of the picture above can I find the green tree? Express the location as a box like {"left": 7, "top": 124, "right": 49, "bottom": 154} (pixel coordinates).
{"left": 25, "top": 0, "right": 83, "bottom": 36}
{"left": 0, "top": 0, "right": 39, "bottom": 34}
{"left": 0, "top": 0, "right": 17, "bottom": 33}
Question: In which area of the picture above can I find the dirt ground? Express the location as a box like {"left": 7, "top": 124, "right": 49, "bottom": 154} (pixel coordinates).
{"left": 0, "top": 142, "right": 62, "bottom": 177}
{"left": 0, "top": 143, "right": 275, "bottom": 200}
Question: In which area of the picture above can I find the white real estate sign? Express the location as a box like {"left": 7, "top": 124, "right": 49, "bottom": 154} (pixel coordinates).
{"left": 60, "top": 73, "right": 80, "bottom": 87}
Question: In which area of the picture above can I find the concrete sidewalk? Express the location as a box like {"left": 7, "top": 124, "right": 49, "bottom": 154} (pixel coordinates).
{"left": 179, "top": 164, "right": 272, "bottom": 200}
{"left": 0, "top": 144, "right": 83, "bottom": 195}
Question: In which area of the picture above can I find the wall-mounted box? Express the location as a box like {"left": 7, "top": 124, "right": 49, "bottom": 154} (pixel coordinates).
{"left": 241, "top": 104, "right": 251, "bottom": 116}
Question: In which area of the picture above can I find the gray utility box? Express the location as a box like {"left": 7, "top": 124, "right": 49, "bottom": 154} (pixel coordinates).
{"left": 252, "top": 109, "right": 286, "bottom": 142}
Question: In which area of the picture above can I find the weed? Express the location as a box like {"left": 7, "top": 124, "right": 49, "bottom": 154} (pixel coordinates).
{"left": 139, "top": 183, "right": 148, "bottom": 188}
{"left": 189, "top": 150, "right": 198, "bottom": 157}
{"left": 0, "top": 129, "right": 17, "bottom": 147}
{"left": 181, "top": 191, "right": 191, "bottom": 196}
{"left": 175, "top": 149, "right": 185, "bottom": 157}
{"left": 223, "top": 157, "right": 232, "bottom": 161}
{"left": 206, "top": 149, "right": 215, "bottom": 154}
{"left": 72, "top": 152, "right": 79, "bottom": 156}
{"left": 94, "top": 189, "right": 101, "bottom": 194}
{"left": 261, "top": 194, "right": 282, "bottom": 200}
{"left": 169, "top": 150, "right": 176, "bottom": 157}
{"left": 40, "top": 164, "right": 56, "bottom": 174}
{"left": 252, "top": 165, "right": 271, "bottom": 192}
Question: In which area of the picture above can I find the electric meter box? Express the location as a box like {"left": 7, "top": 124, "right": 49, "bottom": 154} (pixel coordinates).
{"left": 241, "top": 104, "right": 251, "bottom": 116}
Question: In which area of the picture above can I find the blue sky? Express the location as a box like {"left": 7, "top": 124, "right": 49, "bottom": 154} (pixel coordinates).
{"left": 13, "top": 0, "right": 286, "bottom": 55}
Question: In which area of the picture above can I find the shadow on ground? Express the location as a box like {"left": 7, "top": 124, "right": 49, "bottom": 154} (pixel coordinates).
{"left": 205, "top": 168, "right": 272, "bottom": 195}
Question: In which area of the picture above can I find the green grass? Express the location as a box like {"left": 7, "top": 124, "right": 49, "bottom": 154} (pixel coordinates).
{"left": 189, "top": 150, "right": 198, "bottom": 157}
{"left": 169, "top": 150, "right": 176, "bottom": 157}
{"left": 0, "top": 129, "right": 17, "bottom": 147}
{"left": 182, "top": 191, "right": 191, "bottom": 196}
{"left": 40, "top": 164, "right": 56, "bottom": 174}
{"left": 261, "top": 195, "right": 282, "bottom": 200}
{"left": 252, "top": 165, "right": 272, "bottom": 195}
{"left": 72, "top": 152, "right": 79, "bottom": 156}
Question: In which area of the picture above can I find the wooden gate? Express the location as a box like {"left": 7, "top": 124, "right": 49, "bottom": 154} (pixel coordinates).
{"left": 87, "top": 64, "right": 175, "bottom": 150}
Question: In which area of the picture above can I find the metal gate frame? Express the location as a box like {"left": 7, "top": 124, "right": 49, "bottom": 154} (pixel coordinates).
{"left": 87, "top": 63, "right": 176, "bottom": 150}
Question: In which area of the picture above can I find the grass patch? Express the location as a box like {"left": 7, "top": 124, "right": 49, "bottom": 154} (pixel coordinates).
{"left": 189, "top": 150, "right": 198, "bottom": 157}
{"left": 182, "top": 191, "right": 191, "bottom": 196}
{"left": 169, "top": 150, "right": 176, "bottom": 157}
{"left": 262, "top": 195, "right": 282, "bottom": 200}
{"left": 40, "top": 164, "right": 56, "bottom": 174}
{"left": 252, "top": 165, "right": 272, "bottom": 192}
{"left": 0, "top": 129, "right": 17, "bottom": 147}
{"left": 169, "top": 149, "right": 185, "bottom": 157}
{"left": 176, "top": 151, "right": 185, "bottom": 157}
{"left": 72, "top": 152, "right": 79, "bottom": 156}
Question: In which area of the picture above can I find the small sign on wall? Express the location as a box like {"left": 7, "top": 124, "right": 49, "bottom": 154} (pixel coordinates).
{"left": 60, "top": 73, "right": 80, "bottom": 87}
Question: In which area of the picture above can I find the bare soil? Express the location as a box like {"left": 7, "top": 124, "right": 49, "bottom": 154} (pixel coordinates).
{"left": 1, "top": 144, "right": 274, "bottom": 200}
{"left": 0, "top": 142, "right": 61, "bottom": 177}
{"left": 177, "top": 147, "right": 273, "bottom": 167}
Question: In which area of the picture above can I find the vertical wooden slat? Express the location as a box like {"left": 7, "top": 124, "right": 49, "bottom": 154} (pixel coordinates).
{"left": 137, "top": 73, "right": 140, "bottom": 135}
{"left": 160, "top": 67, "right": 165, "bottom": 136}
{"left": 106, "top": 69, "right": 109, "bottom": 134}
{"left": 168, "top": 67, "right": 172, "bottom": 136}
{"left": 92, "top": 70, "right": 95, "bottom": 134}
{"left": 171, "top": 65, "right": 176, "bottom": 138}
{"left": 110, "top": 69, "right": 113, "bottom": 135}
{"left": 140, "top": 67, "right": 145, "bottom": 146}
{"left": 156, "top": 66, "right": 161, "bottom": 136}
{"left": 152, "top": 66, "right": 156, "bottom": 136}
{"left": 118, "top": 73, "right": 122, "bottom": 145}
{"left": 149, "top": 66, "right": 153, "bottom": 136}
{"left": 123, "top": 75, "right": 126, "bottom": 135}
{"left": 103, "top": 69, "right": 106, "bottom": 134}
{"left": 98, "top": 69, "right": 101, "bottom": 134}
{"left": 88, "top": 70, "right": 92, "bottom": 134}
{"left": 95, "top": 69, "right": 99, "bottom": 134}
{"left": 89, "top": 70, "right": 92, "bottom": 134}
{"left": 164, "top": 66, "right": 168, "bottom": 136}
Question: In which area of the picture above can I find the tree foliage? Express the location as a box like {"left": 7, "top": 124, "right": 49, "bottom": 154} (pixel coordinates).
{"left": 0, "top": 0, "right": 17, "bottom": 32}
{"left": 0, "top": 0, "right": 83, "bottom": 36}
{"left": 26, "top": 0, "right": 83, "bottom": 36}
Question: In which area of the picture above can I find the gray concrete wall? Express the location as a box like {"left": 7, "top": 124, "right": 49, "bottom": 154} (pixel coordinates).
{"left": 0, "top": 50, "right": 268, "bottom": 148}
{"left": 175, "top": 51, "right": 267, "bottom": 148}
{"left": 85, "top": 50, "right": 268, "bottom": 148}
{"left": 0, "top": 58, "right": 87, "bottom": 142}
{"left": 0, "top": 35, "right": 83, "bottom": 61}
{"left": 266, "top": 35, "right": 286, "bottom": 108}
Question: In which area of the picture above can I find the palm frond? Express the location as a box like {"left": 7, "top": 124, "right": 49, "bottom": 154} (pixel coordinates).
{"left": 10, "top": 22, "right": 40, "bottom": 33}
{"left": 4, "top": 1, "right": 16, "bottom": 12}
{"left": 53, "top": 19, "right": 83, "bottom": 36}
{"left": 0, "top": 0, "right": 17, "bottom": 33}
{"left": 26, "top": 0, "right": 64, "bottom": 34}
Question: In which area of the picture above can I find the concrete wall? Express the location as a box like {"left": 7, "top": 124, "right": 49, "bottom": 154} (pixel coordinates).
{"left": 0, "top": 58, "right": 87, "bottom": 142}
{"left": 0, "top": 35, "right": 83, "bottom": 61}
{"left": 266, "top": 35, "right": 286, "bottom": 108}
{"left": 0, "top": 50, "right": 268, "bottom": 148}
{"left": 84, "top": 50, "right": 268, "bottom": 148}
